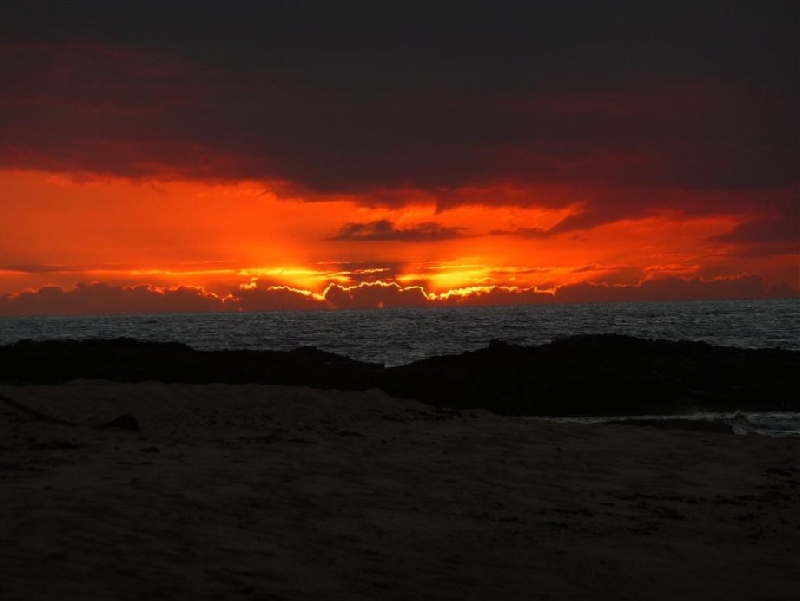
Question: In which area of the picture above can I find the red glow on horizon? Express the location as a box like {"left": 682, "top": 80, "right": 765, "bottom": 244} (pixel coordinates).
{"left": 0, "top": 169, "right": 796, "bottom": 316}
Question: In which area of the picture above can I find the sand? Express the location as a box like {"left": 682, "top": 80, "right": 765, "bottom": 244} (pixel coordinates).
{"left": 1, "top": 382, "right": 798, "bottom": 600}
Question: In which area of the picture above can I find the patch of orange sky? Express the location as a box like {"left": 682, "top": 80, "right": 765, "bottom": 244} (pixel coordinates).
{"left": 0, "top": 168, "right": 786, "bottom": 305}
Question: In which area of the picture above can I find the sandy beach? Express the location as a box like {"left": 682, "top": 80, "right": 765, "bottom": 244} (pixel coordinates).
{"left": 1, "top": 382, "right": 798, "bottom": 600}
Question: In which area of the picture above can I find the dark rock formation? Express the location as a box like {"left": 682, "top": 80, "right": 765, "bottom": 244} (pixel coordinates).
{"left": 93, "top": 414, "right": 141, "bottom": 432}
{"left": 380, "top": 334, "right": 800, "bottom": 415}
{"left": 0, "top": 338, "right": 384, "bottom": 389}
{"left": 1, "top": 334, "right": 798, "bottom": 416}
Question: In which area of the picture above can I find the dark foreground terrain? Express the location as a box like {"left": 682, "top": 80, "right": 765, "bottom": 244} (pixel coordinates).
{"left": 1, "top": 334, "right": 797, "bottom": 416}
{"left": 1, "top": 382, "right": 798, "bottom": 601}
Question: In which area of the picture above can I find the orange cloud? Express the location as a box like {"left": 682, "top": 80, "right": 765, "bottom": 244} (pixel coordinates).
{"left": 1, "top": 275, "right": 794, "bottom": 318}
{"left": 0, "top": 167, "right": 797, "bottom": 315}
{"left": 322, "top": 281, "right": 430, "bottom": 309}
{"left": 2, "top": 4, "right": 797, "bottom": 318}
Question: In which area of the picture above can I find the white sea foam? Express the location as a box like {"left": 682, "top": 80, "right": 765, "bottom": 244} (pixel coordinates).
{"left": 727, "top": 411, "right": 800, "bottom": 437}
{"left": 526, "top": 411, "right": 800, "bottom": 437}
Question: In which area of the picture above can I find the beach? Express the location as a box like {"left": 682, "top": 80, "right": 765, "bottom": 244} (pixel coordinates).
{"left": 1, "top": 382, "right": 798, "bottom": 600}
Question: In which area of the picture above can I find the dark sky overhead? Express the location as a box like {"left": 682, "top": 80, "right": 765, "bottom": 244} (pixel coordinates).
{"left": 0, "top": 1, "right": 797, "bottom": 314}
{"left": 3, "top": 1, "right": 797, "bottom": 190}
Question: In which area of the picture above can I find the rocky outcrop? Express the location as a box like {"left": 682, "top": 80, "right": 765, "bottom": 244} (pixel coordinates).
{"left": 380, "top": 334, "right": 800, "bottom": 415}
{"left": 1, "top": 335, "right": 797, "bottom": 416}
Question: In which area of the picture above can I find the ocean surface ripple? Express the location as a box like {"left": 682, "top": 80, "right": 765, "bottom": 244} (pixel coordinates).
{"left": 2, "top": 299, "right": 798, "bottom": 435}
{"left": 1, "top": 299, "right": 797, "bottom": 367}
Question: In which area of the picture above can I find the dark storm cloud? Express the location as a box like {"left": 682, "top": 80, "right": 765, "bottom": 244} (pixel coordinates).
{"left": 0, "top": 282, "right": 224, "bottom": 316}
{"left": 1, "top": 1, "right": 797, "bottom": 222}
{"left": 4, "top": 1, "right": 796, "bottom": 77}
{"left": 554, "top": 275, "right": 797, "bottom": 303}
{"left": 328, "top": 220, "right": 465, "bottom": 242}
{"left": 711, "top": 202, "right": 799, "bottom": 247}
{"left": 708, "top": 201, "right": 800, "bottom": 258}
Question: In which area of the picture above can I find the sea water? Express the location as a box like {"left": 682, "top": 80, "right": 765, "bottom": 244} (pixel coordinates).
{"left": 0, "top": 298, "right": 797, "bottom": 367}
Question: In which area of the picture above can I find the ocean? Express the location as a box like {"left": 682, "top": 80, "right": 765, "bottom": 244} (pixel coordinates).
{"left": 1, "top": 298, "right": 798, "bottom": 435}
{"left": 1, "top": 298, "right": 798, "bottom": 366}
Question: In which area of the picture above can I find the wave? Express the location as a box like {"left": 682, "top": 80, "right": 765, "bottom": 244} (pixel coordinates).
{"left": 726, "top": 411, "right": 800, "bottom": 437}
{"left": 527, "top": 411, "right": 800, "bottom": 437}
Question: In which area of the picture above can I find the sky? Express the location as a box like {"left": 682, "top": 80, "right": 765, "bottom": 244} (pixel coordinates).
{"left": 1, "top": 0, "right": 798, "bottom": 315}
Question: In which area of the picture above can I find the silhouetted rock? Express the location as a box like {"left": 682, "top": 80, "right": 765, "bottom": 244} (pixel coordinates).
{"left": 381, "top": 334, "right": 799, "bottom": 415}
{"left": 0, "top": 337, "right": 384, "bottom": 389}
{"left": 94, "top": 414, "right": 141, "bottom": 432}
{"left": 1, "top": 334, "right": 798, "bottom": 416}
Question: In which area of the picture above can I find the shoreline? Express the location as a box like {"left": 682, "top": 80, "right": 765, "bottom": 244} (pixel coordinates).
{"left": 1, "top": 382, "right": 798, "bottom": 599}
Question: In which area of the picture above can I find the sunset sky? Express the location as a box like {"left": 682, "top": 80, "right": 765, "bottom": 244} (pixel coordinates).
{"left": 1, "top": 1, "right": 797, "bottom": 315}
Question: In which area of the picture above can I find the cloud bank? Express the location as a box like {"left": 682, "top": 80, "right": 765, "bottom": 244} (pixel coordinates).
{"left": 1, "top": 276, "right": 794, "bottom": 317}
